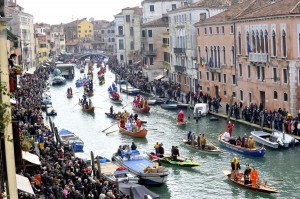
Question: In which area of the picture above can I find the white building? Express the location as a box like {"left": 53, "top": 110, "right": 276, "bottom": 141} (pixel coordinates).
{"left": 114, "top": 7, "right": 143, "bottom": 66}
{"left": 168, "top": 0, "right": 230, "bottom": 93}
{"left": 6, "top": 4, "right": 36, "bottom": 68}
{"left": 92, "top": 20, "right": 116, "bottom": 52}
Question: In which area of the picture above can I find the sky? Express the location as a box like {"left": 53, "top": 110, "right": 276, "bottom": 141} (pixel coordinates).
{"left": 17, "top": 0, "right": 143, "bottom": 24}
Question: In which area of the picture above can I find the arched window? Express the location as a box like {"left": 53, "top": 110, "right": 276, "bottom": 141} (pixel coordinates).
{"left": 282, "top": 30, "right": 287, "bottom": 57}
{"left": 265, "top": 30, "right": 269, "bottom": 53}
{"left": 283, "top": 93, "right": 288, "bottom": 101}
{"left": 273, "top": 91, "right": 278, "bottom": 100}
{"left": 246, "top": 31, "right": 250, "bottom": 54}
{"left": 238, "top": 32, "right": 241, "bottom": 54}
{"left": 222, "top": 46, "right": 226, "bottom": 65}
{"left": 272, "top": 30, "right": 276, "bottom": 56}
{"left": 260, "top": 30, "right": 264, "bottom": 53}
{"left": 205, "top": 46, "right": 208, "bottom": 64}
{"left": 252, "top": 30, "right": 256, "bottom": 53}
{"left": 210, "top": 46, "right": 214, "bottom": 67}
{"left": 214, "top": 46, "right": 217, "bottom": 67}
{"left": 231, "top": 46, "right": 235, "bottom": 66}
{"left": 217, "top": 46, "right": 220, "bottom": 68}
{"left": 256, "top": 30, "right": 260, "bottom": 53}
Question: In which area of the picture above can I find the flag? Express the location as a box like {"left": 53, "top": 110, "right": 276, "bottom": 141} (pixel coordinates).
{"left": 201, "top": 56, "right": 206, "bottom": 67}
{"left": 209, "top": 57, "right": 213, "bottom": 68}
{"left": 247, "top": 43, "right": 252, "bottom": 54}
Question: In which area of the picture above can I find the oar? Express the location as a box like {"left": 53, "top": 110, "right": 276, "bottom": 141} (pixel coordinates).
{"left": 72, "top": 103, "right": 79, "bottom": 108}
{"left": 263, "top": 178, "right": 283, "bottom": 182}
{"left": 106, "top": 130, "right": 118, "bottom": 135}
{"left": 101, "top": 123, "right": 117, "bottom": 132}
{"left": 122, "top": 102, "right": 130, "bottom": 109}
{"left": 146, "top": 128, "right": 158, "bottom": 131}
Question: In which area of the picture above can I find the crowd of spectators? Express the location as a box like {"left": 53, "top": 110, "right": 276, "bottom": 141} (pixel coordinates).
{"left": 10, "top": 64, "right": 129, "bottom": 198}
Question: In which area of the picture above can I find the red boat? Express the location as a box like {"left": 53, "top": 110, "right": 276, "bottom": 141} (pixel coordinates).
{"left": 132, "top": 105, "right": 150, "bottom": 113}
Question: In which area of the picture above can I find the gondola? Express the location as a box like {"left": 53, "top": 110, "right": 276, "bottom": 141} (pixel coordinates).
{"left": 118, "top": 122, "right": 147, "bottom": 138}
{"left": 223, "top": 170, "right": 278, "bottom": 194}
{"left": 182, "top": 139, "right": 222, "bottom": 155}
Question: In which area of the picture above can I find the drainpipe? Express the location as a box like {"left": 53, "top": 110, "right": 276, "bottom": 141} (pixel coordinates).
{"left": 0, "top": 19, "right": 18, "bottom": 198}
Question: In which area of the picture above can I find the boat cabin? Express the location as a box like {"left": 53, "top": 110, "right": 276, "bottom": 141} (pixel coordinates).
{"left": 56, "top": 64, "right": 75, "bottom": 79}
{"left": 194, "top": 103, "right": 209, "bottom": 117}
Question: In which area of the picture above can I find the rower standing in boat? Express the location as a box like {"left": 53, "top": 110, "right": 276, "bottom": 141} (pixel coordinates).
{"left": 177, "top": 110, "right": 185, "bottom": 123}
{"left": 131, "top": 142, "right": 137, "bottom": 150}
{"left": 250, "top": 166, "right": 259, "bottom": 187}
{"left": 243, "top": 164, "right": 252, "bottom": 185}
{"left": 158, "top": 143, "right": 164, "bottom": 158}
{"left": 227, "top": 121, "right": 235, "bottom": 137}
{"left": 110, "top": 106, "right": 114, "bottom": 115}
{"left": 172, "top": 146, "right": 180, "bottom": 161}
{"left": 248, "top": 135, "right": 255, "bottom": 148}
{"left": 69, "top": 87, "right": 72, "bottom": 95}
{"left": 231, "top": 157, "right": 241, "bottom": 180}
{"left": 154, "top": 142, "right": 160, "bottom": 155}
{"left": 200, "top": 134, "right": 206, "bottom": 150}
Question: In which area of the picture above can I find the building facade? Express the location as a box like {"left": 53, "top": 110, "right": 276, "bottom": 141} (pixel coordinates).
{"left": 6, "top": 4, "right": 35, "bottom": 68}
{"left": 50, "top": 24, "right": 66, "bottom": 56}
{"left": 195, "top": 0, "right": 300, "bottom": 115}
{"left": 169, "top": 0, "right": 229, "bottom": 93}
{"left": 92, "top": 20, "right": 116, "bottom": 52}
{"left": 114, "top": 7, "right": 143, "bottom": 66}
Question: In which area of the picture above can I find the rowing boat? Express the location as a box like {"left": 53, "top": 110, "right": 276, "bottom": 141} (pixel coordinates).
{"left": 105, "top": 113, "right": 147, "bottom": 124}
{"left": 66, "top": 93, "right": 73, "bottom": 98}
{"left": 80, "top": 104, "right": 95, "bottom": 113}
{"left": 182, "top": 139, "right": 222, "bottom": 155}
{"left": 147, "top": 152, "right": 201, "bottom": 167}
{"left": 84, "top": 90, "right": 94, "bottom": 96}
{"left": 177, "top": 120, "right": 187, "bottom": 126}
{"left": 132, "top": 106, "right": 150, "bottom": 113}
{"left": 218, "top": 133, "right": 266, "bottom": 157}
{"left": 223, "top": 170, "right": 278, "bottom": 193}
{"left": 109, "top": 96, "right": 123, "bottom": 104}
{"left": 118, "top": 122, "right": 147, "bottom": 138}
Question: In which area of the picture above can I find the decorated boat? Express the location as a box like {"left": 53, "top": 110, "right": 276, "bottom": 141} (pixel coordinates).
{"left": 58, "top": 129, "right": 84, "bottom": 152}
{"left": 118, "top": 122, "right": 147, "bottom": 138}
{"left": 148, "top": 152, "right": 201, "bottom": 168}
{"left": 223, "top": 170, "right": 278, "bottom": 194}
{"left": 177, "top": 120, "right": 187, "bottom": 126}
{"left": 113, "top": 150, "right": 170, "bottom": 185}
{"left": 182, "top": 139, "right": 222, "bottom": 155}
{"left": 84, "top": 89, "right": 94, "bottom": 97}
{"left": 132, "top": 106, "right": 150, "bottom": 113}
{"left": 132, "top": 94, "right": 150, "bottom": 113}
{"left": 218, "top": 132, "right": 266, "bottom": 157}
{"left": 75, "top": 79, "right": 84, "bottom": 87}
{"left": 109, "top": 95, "right": 122, "bottom": 104}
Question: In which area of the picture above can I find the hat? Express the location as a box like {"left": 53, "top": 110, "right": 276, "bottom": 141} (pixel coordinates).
{"left": 228, "top": 121, "right": 231, "bottom": 124}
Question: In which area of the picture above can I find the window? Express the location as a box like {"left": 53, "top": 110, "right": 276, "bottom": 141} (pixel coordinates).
{"left": 163, "top": 52, "right": 170, "bottom": 62}
{"left": 232, "top": 92, "right": 236, "bottom": 98}
{"left": 197, "top": 46, "right": 201, "bottom": 64}
{"left": 246, "top": 31, "right": 250, "bottom": 55}
{"left": 204, "top": 28, "right": 207, "bottom": 35}
{"left": 78, "top": 26, "right": 81, "bottom": 28}
{"left": 130, "top": 27, "right": 134, "bottom": 36}
{"left": 230, "top": 25, "right": 234, "bottom": 34}
{"left": 130, "top": 41, "right": 134, "bottom": 50}
{"left": 272, "top": 30, "right": 276, "bottom": 56}
{"left": 232, "top": 75, "right": 236, "bottom": 84}
{"left": 223, "top": 74, "right": 226, "bottom": 83}
{"left": 163, "top": 38, "right": 169, "bottom": 44}
{"left": 240, "top": 90, "right": 244, "bottom": 101}
{"left": 248, "top": 92, "right": 252, "bottom": 103}
{"left": 218, "top": 73, "right": 221, "bottom": 82}
{"left": 148, "top": 30, "right": 153, "bottom": 37}
{"left": 283, "top": 93, "right": 288, "bottom": 102}
{"left": 222, "top": 26, "right": 225, "bottom": 34}
{"left": 238, "top": 32, "right": 241, "bottom": 54}
{"left": 274, "top": 91, "right": 278, "bottom": 100}
{"left": 119, "top": 39, "right": 124, "bottom": 50}
{"left": 150, "top": 57, "right": 154, "bottom": 65}
{"left": 216, "top": 27, "right": 219, "bottom": 34}
{"left": 299, "top": 69, "right": 300, "bottom": 84}
{"left": 108, "top": 38, "right": 111, "bottom": 42}
{"left": 101, "top": 30, "right": 105, "bottom": 34}
{"left": 282, "top": 30, "right": 287, "bottom": 57}
{"left": 239, "top": 64, "right": 242, "bottom": 77}
{"left": 256, "top": 66, "right": 261, "bottom": 80}
{"left": 118, "top": 26, "right": 123, "bottom": 35}
{"left": 172, "top": 4, "right": 176, "bottom": 10}
{"left": 222, "top": 46, "right": 226, "bottom": 65}
{"left": 126, "top": 15, "right": 130, "bottom": 22}
{"left": 211, "top": 72, "right": 214, "bottom": 81}
{"left": 205, "top": 46, "right": 208, "bottom": 63}
{"left": 283, "top": 68, "right": 288, "bottom": 84}
{"left": 256, "top": 30, "right": 260, "bottom": 53}
{"left": 231, "top": 46, "right": 234, "bottom": 66}
{"left": 199, "top": 71, "right": 202, "bottom": 80}
{"left": 197, "top": 28, "right": 200, "bottom": 35}
{"left": 251, "top": 31, "right": 256, "bottom": 53}
{"left": 149, "top": 44, "right": 154, "bottom": 51}
{"left": 224, "top": 91, "right": 227, "bottom": 96}
{"left": 112, "top": 38, "right": 115, "bottom": 42}
{"left": 260, "top": 30, "right": 264, "bottom": 53}
{"left": 273, "top": 67, "right": 278, "bottom": 82}
{"left": 209, "top": 27, "right": 212, "bottom": 34}
{"left": 207, "top": 87, "right": 210, "bottom": 92}
{"left": 78, "top": 30, "right": 81, "bottom": 33}
{"left": 120, "top": 55, "right": 124, "bottom": 61}
{"left": 247, "top": 65, "right": 251, "bottom": 78}
{"left": 217, "top": 46, "right": 220, "bottom": 67}
{"left": 261, "top": 66, "right": 265, "bottom": 81}
{"left": 265, "top": 30, "right": 269, "bottom": 53}
{"left": 206, "top": 71, "right": 209, "bottom": 81}
{"left": 142, "top": 30, "right": 146, "bottom": 37}
{"left": 150, "top": 5, "right": 154, "bottom": 12}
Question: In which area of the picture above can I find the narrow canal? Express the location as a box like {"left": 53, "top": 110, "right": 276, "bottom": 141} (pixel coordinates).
{"left": 46, "top": 66, "right": 300, "bottom": 199}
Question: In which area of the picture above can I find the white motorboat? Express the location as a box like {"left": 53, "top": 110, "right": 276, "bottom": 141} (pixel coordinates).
{"left": 250, "top": 130, "right": 284, "bottom": 149}
{"left": 272, "top": 131, "right": 299, "bottom": 147}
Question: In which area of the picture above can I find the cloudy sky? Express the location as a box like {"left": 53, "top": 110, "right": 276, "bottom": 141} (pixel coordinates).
{"left": 17, "top": 0, "right": 142, "bottom": 24}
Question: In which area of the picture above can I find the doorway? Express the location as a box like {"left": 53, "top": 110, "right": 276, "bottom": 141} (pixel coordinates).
{"left": 260, "top": 91, "right": 266, "bottom": 108}
{"left": 215, "top": 86, "right": 219, "bottom": 98}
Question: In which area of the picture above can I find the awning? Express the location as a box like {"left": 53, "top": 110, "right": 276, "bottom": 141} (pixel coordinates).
{"left": 154, "top": 75, "right": 164, "bottom": 80}
{"left": 22, "top": 150, "right": 41, "bottom": 165}
{"left": 16, "top": 174, "right": 34, "bottom": 195}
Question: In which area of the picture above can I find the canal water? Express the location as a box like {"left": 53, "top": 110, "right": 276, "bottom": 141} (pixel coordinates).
{"left": 46, "top": 66, "right": 300, "bottom": 199}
